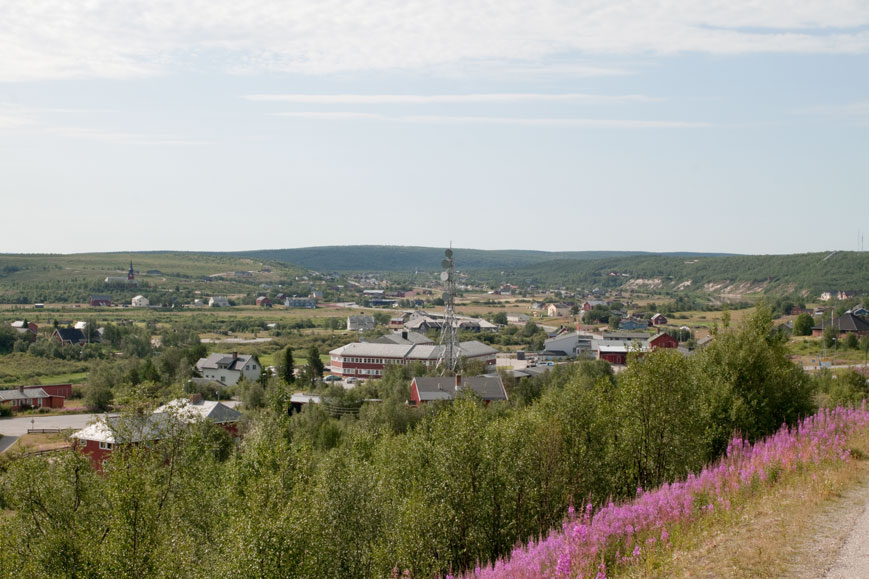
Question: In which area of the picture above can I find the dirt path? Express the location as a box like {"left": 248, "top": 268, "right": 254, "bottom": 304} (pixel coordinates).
{"left": 788, "top": 475, "right": 869, "bottom": 578}
{"left": 824, "top": 479, "right": 869, "bottom": 578}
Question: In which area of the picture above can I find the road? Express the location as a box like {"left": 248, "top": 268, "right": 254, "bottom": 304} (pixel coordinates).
{"left": 824, "top": 483, "right": 869, "bottom": 578}
{"left": 0, "top": 413, "right": 111, "bottom": 437}
{"left": 803, "top": 363, "right": 869, "bottom": 372}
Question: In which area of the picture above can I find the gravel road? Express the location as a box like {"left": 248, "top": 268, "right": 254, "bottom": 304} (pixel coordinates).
{"left": 825, "top": 483, "right": 869, "bottom": 578}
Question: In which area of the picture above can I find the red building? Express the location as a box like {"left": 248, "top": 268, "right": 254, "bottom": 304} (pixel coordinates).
{"left": 53, "top": 327, "right": 87, "bottom": 345}
{"left": 410, "top": 375, "right": 507, "bottom": 406}
{"left": 330, "top": 340, "right": 497, "bottom": 379}
{"left": 812, "top": 313, "right": 869, "bottom": 337}
{"left": 72, "top": 397, "right": 241, "bottom": 469}
{"left": 596, "top": 333, "right": 679, "bottom": 366}
{"left": 650, "top": 313, "right": 668, "bottom": 326}
{"left": 0, "top": 386, "right": 66, "bottom": 410}
{"left": 648, "top": 332, "right": 679, "bottom": 349}
{"left": 90, "top": 295, "right": 112, "bottom": 307}
{"left": 256, "top": 296, "right": 272, "bottom": 307}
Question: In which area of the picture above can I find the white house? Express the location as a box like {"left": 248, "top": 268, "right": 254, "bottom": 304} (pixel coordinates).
{"left": 132, "top": 295, "right": 150, "bottom": 307}
{"left": 195, "top": 352, "right": 261, "bottom": 385}
{"left": 209, "top": 296, "right": 230, "bottom": 307}
{"left": 546, "top": 303, "right": 571, "bottom": 317}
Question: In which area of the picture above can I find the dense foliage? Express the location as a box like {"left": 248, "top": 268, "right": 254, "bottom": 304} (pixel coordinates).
{"left": 474, "top": 251, "right": 869, "bottom": 294}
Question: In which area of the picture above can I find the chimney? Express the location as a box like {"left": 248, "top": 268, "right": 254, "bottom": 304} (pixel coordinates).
{"left": 189, "top": 392, "right": 203, "bottom": 404}
{"left": 232, "top": 351, "right": 238, "bottom": 360}
{"left": 455, "top": 374, "right": 462, "bottom": 390}
{"left": 18, "top": 385, "right": 24, "bottom": 394}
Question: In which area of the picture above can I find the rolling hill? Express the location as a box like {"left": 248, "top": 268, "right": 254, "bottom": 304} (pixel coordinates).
{"left": 225, "top": 245, "right": 732, "bottom": 272}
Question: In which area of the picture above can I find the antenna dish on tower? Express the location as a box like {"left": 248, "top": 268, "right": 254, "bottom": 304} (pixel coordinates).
{"left": 440, "top": 271, "right": 449, "bottom": 281}
{"left": 441, "top": 259, "right": 451, "bottom": 269}
{"left": 445, "top": 249, "right": 453, "bottom": 258}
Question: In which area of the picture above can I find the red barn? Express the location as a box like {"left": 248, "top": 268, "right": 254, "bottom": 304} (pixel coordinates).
{"left": 256, "top": 296, "right": 272, "bottom": 307}
{"left": 90, "top": 295, "right": 112, "bottom": 307}
{"left": 648, "top": 333, "right": 679, "bottom": 350}
{"left": 650, "top": 313, "right": 668, "bottom": 326}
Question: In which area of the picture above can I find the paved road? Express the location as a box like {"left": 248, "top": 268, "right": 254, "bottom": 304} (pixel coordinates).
{"left": 804, "top": 363, "right": 869, "bottom": 372}
{"left": 0, "top": 435, "right": 19, "bottom": 453}
{"left": 825, "top": 487, "right": 869, "bottom": 578}
{"left": 0, "top": 413, "right": 111, "bottom": 437}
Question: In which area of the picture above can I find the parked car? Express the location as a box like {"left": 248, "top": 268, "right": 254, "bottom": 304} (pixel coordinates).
{"left": 323, "top": 375, "right": 341, "bottom": 382}
{"left": 345, "top": 377, "right": 358, "bottom": 384}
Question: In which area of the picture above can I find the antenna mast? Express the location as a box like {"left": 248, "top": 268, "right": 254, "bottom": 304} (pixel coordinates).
{"left": 436, "top": 246, "right": 458, "bottom": 374}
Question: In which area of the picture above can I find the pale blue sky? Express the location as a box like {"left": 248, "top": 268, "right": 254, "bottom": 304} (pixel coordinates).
{"left": 1, "top": 1, "right": 867, "bottom": 255}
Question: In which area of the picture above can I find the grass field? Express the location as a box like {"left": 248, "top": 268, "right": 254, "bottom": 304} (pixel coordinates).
{"left": 0, "top": 353, "right": 92, "bottom": 386}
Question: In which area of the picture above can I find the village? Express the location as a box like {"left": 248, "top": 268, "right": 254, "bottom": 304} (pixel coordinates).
{"left": 1, "top": 250, "right": 868, "bottom": 474}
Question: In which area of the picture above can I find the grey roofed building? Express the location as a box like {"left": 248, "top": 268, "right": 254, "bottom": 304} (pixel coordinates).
{"left": 196, "top": 353, "right": 257, "bottom": 372}
{"left": 155, "top": 398, "right": 241, "bottom": 424}
{"left": 542, "top": 332, "right": 593, "bottom": 359}
{"left": 71, "top": 412, "right": 179, "bottom": 445}
{"left": 403, "top": 314, "right": 497, "bottom": 333}
{"left": 510, "top": 366, "right": 552, "bottom": 379}
{"left": 846, "top": 304, "right": 868, "bottom": 317}
{"left": 347, "top": 315, "right": 376, "bottom": 331}
{"left": 330, "top": 340, "right": 496, "bottom": 361}
{"left": 54, "top": 327, "right": 87, "bottom": 345}
{"left": 813, "top": 313, "right": 869, "bottom": 334}
{"left": 209, "top": 296, "right": 230, "bottom": 307}
{"left": 0, "top": 387, "right": 52, "bottom": 403}
{"left": 410, "top": 375, "right": 508, "bottom": 405}
{"left": 373, "top": 331, "right": 434, "bottom": 345}
{"left": 601, "top": 331, "right": 649, "bottom": 341}
{"left": 195, "top": 352, "right": 261, "bottom": 385}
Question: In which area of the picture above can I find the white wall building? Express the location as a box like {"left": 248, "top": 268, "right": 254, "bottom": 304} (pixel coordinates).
{"left": 195, "top": 352, "right": 261, "bottom": 385}
{"left": 132, "top": 295, "right": 150, "bottom": 307}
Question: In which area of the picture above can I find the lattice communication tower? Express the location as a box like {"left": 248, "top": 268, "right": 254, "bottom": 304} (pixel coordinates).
{"left": 436, "top": 248, "right": 458, "bottom": 374}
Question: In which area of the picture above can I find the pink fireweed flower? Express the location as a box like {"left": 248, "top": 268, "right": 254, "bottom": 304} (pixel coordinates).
{"left": 464, "top": 406, "right": 869, "bottom": 579}
{"left": 555, "top": 551, "right": 571, "bottom": 577}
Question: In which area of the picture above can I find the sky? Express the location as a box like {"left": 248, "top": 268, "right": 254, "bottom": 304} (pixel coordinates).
{"left": 1, "top": 1, "right": 867, "bottom": 256}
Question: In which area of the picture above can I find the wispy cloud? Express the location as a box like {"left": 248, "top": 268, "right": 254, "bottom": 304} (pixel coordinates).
{"left": 273, "top": 111, "right": 712, "bottom": 129}
{"left": 247, "top": 93, "right": 652, "bottom": 104}
{"left": 1, "top": 1, "right": 868, "bottom": 81}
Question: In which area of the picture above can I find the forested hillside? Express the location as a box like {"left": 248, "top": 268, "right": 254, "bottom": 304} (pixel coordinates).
{"left": 226, "top": 245, "right": 730, "bottom": 272}
{"left": 0, "top": 252, "right": 304, "bottom": 304}
{"left": 476, "top": 251, "right": 869, "bottom": 295}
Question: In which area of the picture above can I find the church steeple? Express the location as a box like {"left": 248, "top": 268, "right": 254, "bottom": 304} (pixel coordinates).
{"left": 128, "top": 260, "right": 135, "bottom": 281}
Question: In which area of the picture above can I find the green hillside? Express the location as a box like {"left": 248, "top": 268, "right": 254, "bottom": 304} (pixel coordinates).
{"left": 226, "top": 245, "right": 731, "bottom": 272}
{"left": 0, "top": 252, "right": 305, "bottom": 304}
{"left": 480, "top": 251, "right": 869, "bottom": 295}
